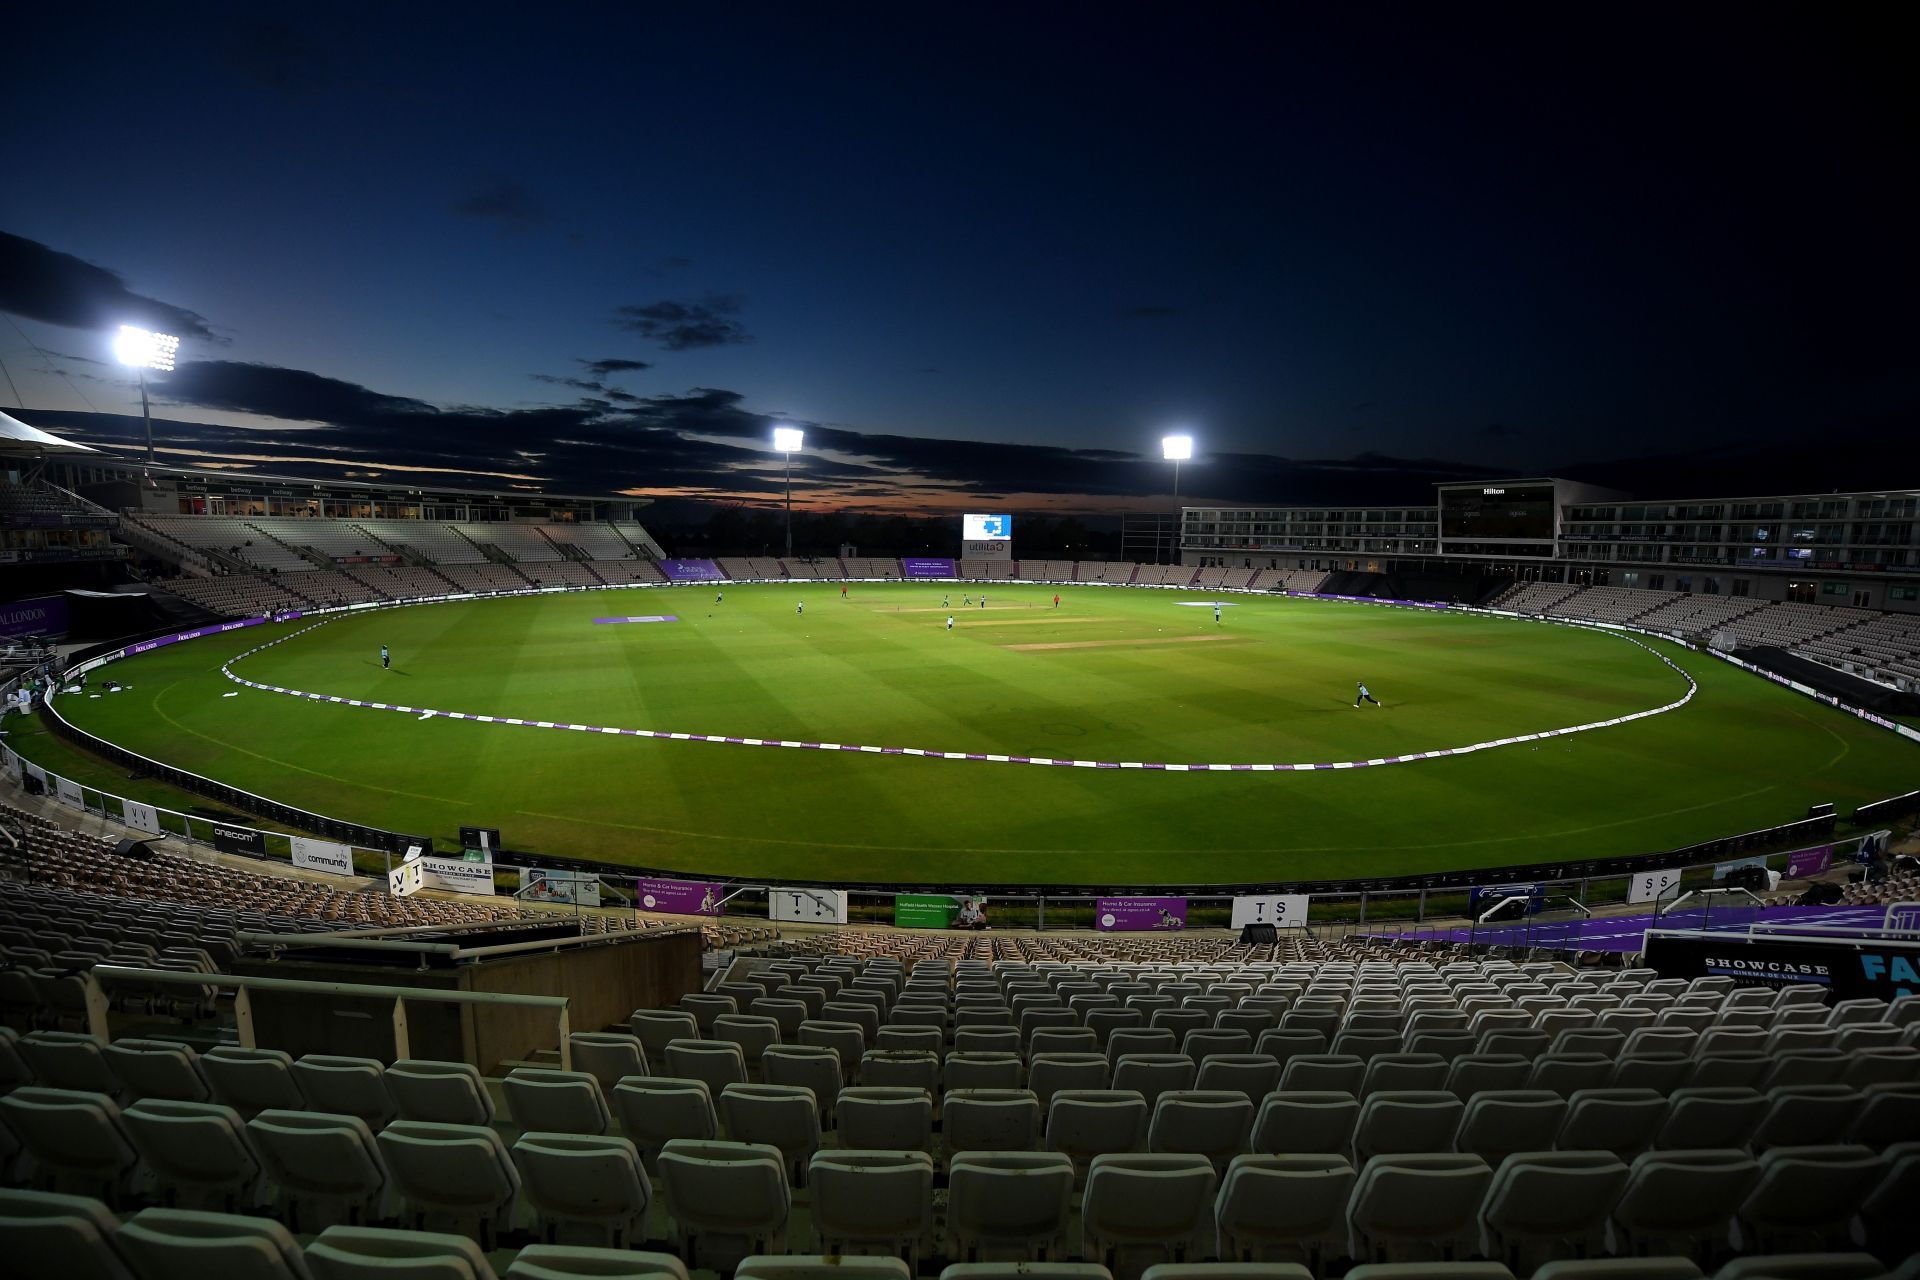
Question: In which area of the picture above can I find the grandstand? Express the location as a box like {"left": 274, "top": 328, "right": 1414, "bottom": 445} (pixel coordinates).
{"left": 2, "top": 781, "right": 1916, "bottom": 1280}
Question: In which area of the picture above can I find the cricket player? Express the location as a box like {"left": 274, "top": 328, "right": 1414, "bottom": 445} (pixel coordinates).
{"left": 796, "top": 601, "right": 805, "bottom": 616}
{"left": 381, "top": 644, "right": 390, "bottom": 670}
{"left": 1355, "top": 681, "right": 1381, "bottom": 708}
{"left": 946, "top": 614, "right": 954, "bottom": 630}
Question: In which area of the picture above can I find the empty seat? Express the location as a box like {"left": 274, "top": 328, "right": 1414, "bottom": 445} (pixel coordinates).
{"left": 946, "top": 1151, "right": 1076, "bottom": 1262}
{"left": 629, "top": 1011, "right": 698, "bottom": 1063}
{"left": 809, "top": 1150, "right": 935, "bottom": 1272}
{"left": 1555, "top": 1089, "right": 1668, "bottom": 1158}
{"left": 567, "top": 1034, "right": 648, "bottom": 1090}
{"left": 505, "top": 1070, "right": 611, "bottom": 1136}
{"left": 122, "top": 1099, "right": 261, "bottom": 1212}
{"left": 1711, "top": 1255, "right": 1885, "bottom": 1280}
{"left": 1453, "top": 1092, "right": 1567, "bottom": 1165}
{"left": 609, "top": 1077, "right": 717, "bottom": 1171}
{"left": 760, "top": 1046, "right": 843, "bottom": 1122}
{"left": 383, "top": 1061, "right": 493, "bottom": 1127}
{"left": 1213, "top": 1153, "right": 1354, "bottom": 1270}
{"left": 0, "top": 1186, "right": 132, "bottom": 1280}
{"left": 718, "top": 1084, "right": 821, "bottom": 1184}
{"left": 1360, "top": 1053, "right": 1449, "bottom": 1097}
{"left": 1346, "top": 1153, "right": 1493, "bottom": 1265}
{"left": 1654, "top": 1089, "right": 1767, "bottom": 1151}
{"left": 1609, "top": 1149, "right": 1759, "bottom": 1261}
{"left": 656, "top": 1139, "right": 790, "bottom": 1272}
{"left": 512, "top": 1132, "right": 651, "bottom": 1249}
{"left": 17, "top": 1031, "right": 119, "bottom": 1096}
{"left": 1110, "top": 1054, "right": 1198, "bottom": 1109}
{"left": 103, "top": 1040, "right": 211, "bottom": 1103}
{"left": 663, "top": 1040, "right": 748, "bottom": 1095}
{"left": 304, "top": 1225, "right": 496, "bottom": 1280}
{"left": 944, "top": 1052, "right": 1025, "bottom": 1092}
{"left": 1734, "top": 1144, "right": 1885, "bottom": 1254}
{"left": 1194, "top": 1054, "right": 1280, "bottom": 1101}
{"left": 1444, "top": 1055, "right": 1532, "bottom": 1100}
{"left": 1355, "top": 1090, "right": 1466, "bottom": 1160}
{"left": 860, "top": 1050, "right": 940, "bottom": 1096}
{"left": 247, "top": 1110, "right": 389, "bottom": 1232}
{"left": 1528, "top": 1054, "right": 1614, "bottom": 1098}
{"left": 376, "top": 1120, "right": 522, "bottom": 1248}
{"left": 291, "top": 1058, "right": 394, "bottom": 1128}
{"left": 1251, "top": 1090, "right": 1361, "bottom": 1155}
{"left": 1028, "top": 1053, "right": 1109, "bottom": 1110}
{"left": 200, "top": 1047, "right": 305, "bottom": 1119}
{"left": 112, "top": 1207, "right": 311, "bottom": 1280}
{"left": 1046, "top": 1089, "right": 1148, "bottom": 1179}
{"left": 0, "top": 1086, "right": 138, "bottom": 1201}
{"left": 1479, "top": 1150, "right": 1630, "bottom": 1272}
{"left": 1751, "top": 1085, "right": 1862, "bottom": 1150}
{"left": 732, "top": 1257, "right": 909, "bottom": 1280}
{"left": 1081, "top": 1153, "right": 1219, "bottom": 1280}
{"left": 819, "top": 1080, "right": 926, "bottom": 1149}
{"left": 1279, "top": 1054, "right": 1365, "bottom": 1094}
{"left": 945, "top": 1088, "right": 1042, "bottom": 1154}
{"left": 1146, "top": 1090, "right": 1253, "bottom": 1173}
{"left": 713, "top": 1016, "right": 783, "bottom": 1079}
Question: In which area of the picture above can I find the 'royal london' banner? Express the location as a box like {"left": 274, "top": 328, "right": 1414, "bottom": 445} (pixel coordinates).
{"left": 636, "top": 877, "right": 723, "bottom": 915}
{"left": 1096, "top": 897, "right": 1188, "bottom": 932}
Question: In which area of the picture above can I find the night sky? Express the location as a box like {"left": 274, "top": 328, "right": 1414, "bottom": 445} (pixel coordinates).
{"left": 2, "top": 4, "right": 1912, "bottom": 512}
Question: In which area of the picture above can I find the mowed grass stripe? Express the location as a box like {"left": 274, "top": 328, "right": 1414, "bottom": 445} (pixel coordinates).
{"left": 44, "top": 583, "right": 1919, "bottom": 884}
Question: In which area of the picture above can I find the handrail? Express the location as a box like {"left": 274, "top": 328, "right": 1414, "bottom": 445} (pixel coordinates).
{"left": 85, "top": 964, "right": 572, "bottom": 1069}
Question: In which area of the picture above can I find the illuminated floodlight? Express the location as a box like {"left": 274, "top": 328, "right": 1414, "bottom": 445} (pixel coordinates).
{"left": 772, "top": 425, "right": 805, "bottom": 453}
{"left": 1161, "top": 433, "right": 1194, "bottom": 461}
{"left": 114, "top": 325, "right": 180, "bottom": 373}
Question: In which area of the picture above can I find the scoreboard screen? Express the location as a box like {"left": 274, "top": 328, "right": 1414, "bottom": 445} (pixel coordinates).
{"left": 1441, "top": 485, "right": 1556, "bottom": 540}
{"left": 963, "top": 513, "right": 1011, "bottom": 540}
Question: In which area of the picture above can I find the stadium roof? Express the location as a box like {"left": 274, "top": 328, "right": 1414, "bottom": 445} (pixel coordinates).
{"left": 0, "top": 409, "right": 100, "bottom": 455}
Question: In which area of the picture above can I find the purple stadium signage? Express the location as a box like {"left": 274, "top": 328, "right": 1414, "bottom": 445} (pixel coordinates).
{"left": 659, "top": 559, "right": 725, "bottom": 582}
{"left": 1784, "top": 845, "right": 1834, "bottom": 879}
{"left": 593, "top": 615, "right": 678, "bottom": 625}
{"left": 902, "top": 557, "right": 956, "bottom": 578}
{"left": 122, "top": 617, "right": 267, "bottom": 656}
{"left": 1096, "top": 896, "right": 1188, "bottom": 932}
{"left": 636, "top": 876, "right": 723, "bottom": 915}
{"left": 0, "top": 595, "right": 66, "bottom": 639}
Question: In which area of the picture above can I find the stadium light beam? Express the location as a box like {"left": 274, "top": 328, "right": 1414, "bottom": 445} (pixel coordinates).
{"left": 773, "top": 425, "right": 805, "bottom": 558}
{"left": 1161, "top": 433, "right": 1194, "bottom": 564}
{"left": 115, "top": 325, "right": 180, "bottom": 467}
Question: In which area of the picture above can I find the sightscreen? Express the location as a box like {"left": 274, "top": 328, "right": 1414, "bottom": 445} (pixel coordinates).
{"left": 1441, "top": 485, "right": 1556, "bottom": 540}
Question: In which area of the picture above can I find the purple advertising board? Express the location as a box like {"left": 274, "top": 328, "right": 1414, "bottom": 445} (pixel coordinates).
{"left": 1784, "top": 845, "right": 1834, "bottom": 879}
{"left": 635, "top": 876, "right": 723, "bottom": 915}
{"left": 0, "top": 595, "right": 67, "bottom": 639}
{"left": 901, "top": 557, "right": 957, "bottom": 579}
{"left": 659, "top": 559, "right": 725, "bottom": 583}
{"left": 1096, "top": 896, "right": 1188, "bottom": 932}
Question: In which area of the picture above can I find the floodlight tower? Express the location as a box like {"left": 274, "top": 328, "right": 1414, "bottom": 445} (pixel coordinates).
{"left": 1161, "top": 433, "right": 1193, "bottom": 565}
{"left": 773, "top": 425, "right": 804, "bottom": 558}
{"left": 114, "top": 325, "right": 180, "bottom": 467}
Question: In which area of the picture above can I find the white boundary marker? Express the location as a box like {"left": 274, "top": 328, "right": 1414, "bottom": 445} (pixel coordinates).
{"left": 212, "top": 605, "right": 1699, "bottom": 773}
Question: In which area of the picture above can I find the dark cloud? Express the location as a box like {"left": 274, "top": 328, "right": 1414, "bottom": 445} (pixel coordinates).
{"left": 579, "top": 358, "right": 651, "bottom": 380}
{"left": 0, "top": 232, "right": 219, "bottom": 341}
{"left": 531, "top": 374, "right": 603, "bottom": 393}
{"left": 454, "top": 179, "right": 545, "bottom": 231}
{"left": 612, "top": 296, "right": 751, "bottom": 350}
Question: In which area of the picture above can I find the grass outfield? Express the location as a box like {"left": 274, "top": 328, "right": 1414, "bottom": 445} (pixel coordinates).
{"left": 38, "top": 582, "right": 1920, "bottom": 885}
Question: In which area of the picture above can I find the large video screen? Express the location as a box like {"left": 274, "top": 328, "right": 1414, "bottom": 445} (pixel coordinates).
{"left": 963, "top": 513, "right": 1012, "bottom": 540}
{"left": 1441, "top": 485, "right": 1556, "bottom": 540}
